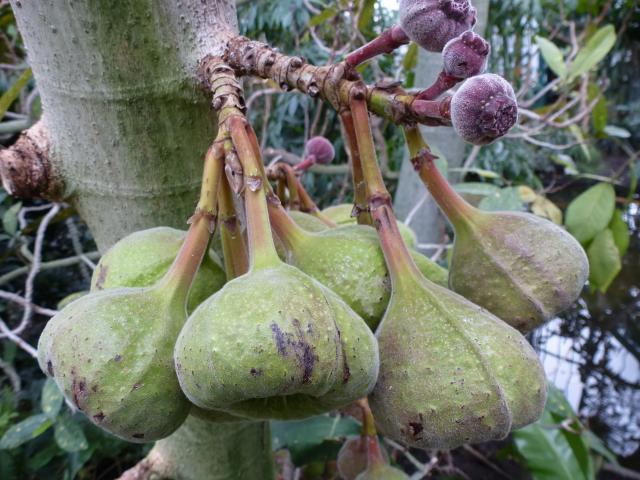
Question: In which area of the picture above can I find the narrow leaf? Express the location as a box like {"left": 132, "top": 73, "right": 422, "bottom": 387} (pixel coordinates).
{"left": 608, "top": 209, "right": 629, "bottom": 256}
{"left": 0, "top": 67, "right": 32, "bottom": 119}
{"left": 309, "top": 7, "right": 338, "bottom": 27}
{"left": 0, "top": 414, "right": 52, "bottom": 449}
{"left": 535, "top": 36, "right": 566, "bottom": 79}
{"left": 568, "top": 25, "right": 616, "bottom": 81}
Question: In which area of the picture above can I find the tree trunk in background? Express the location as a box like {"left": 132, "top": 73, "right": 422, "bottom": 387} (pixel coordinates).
{"left": 394, "top": 0, "right": 489, "bottom": 248}
{"left": 10, "top": 1, "right": 274, "bottom": 478}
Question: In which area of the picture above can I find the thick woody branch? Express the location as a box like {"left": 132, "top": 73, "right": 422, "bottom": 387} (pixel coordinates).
{"left": 222, "top": 36, "right": 451, "bottom": 128}
{"left": 0, "top": 121, "right": 62, "bottom": 199}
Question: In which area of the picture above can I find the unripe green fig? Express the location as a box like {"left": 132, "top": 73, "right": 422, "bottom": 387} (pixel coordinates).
{"left": 418, "top": 157, "right": 589, "bottom": 332}
{"left": 270, "top": 205, "right": 448, "bottom": 329}
{"left": 289, "top": 210, "right": 328, "bottom": 232}
{"left": 175, "top": 263, "right": 379, "bottom": 419}
{"left": 370, "top": 276, "right": 547, "bottom": 449}
{"left": 91, "top": 227, "right": 226, "bottom": 313}
{"left": 57, "top": 291, "right": 88, "bottom": 310}
{"left": 322, "top": 203, "right": 417, "bottom": 248}
{"left": 39, "top": 216, "right": 215, "bottom": 442}
{"left": 175, "top": 135, "right": 379, "bottom": 421}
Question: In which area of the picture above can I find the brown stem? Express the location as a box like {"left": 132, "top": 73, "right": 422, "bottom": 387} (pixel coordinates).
{"left": 218, "top": 171, "right": 249, "bottom": 279}
{"left": 340, "top": 109, "right": 372, "bottom": 225}
{"left": 345, "top": 25, "right": 410, "bottom": 67}
{"left": 266, "top": 198, "right": 309, "bottom": 251}
{"left": 293, "top": 177, "right": 337, "bottom": 227}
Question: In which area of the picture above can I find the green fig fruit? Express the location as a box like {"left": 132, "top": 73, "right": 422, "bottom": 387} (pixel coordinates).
{"left": 175, "top": 128, "right": 378, "bottom": 421}
{"left": 370, "top": 274, "right": 547, "bottom": 449}
{"left": 269, "top": 205, "right": 448, "bottom": 329}
{"left": 39, "top": 215, "right": 214, "bottom": 442}
{"left": 57, "top": 291, "right": 88, "bottom": 310}
{"left": 289, "top": 210, "right": 328, "bottom": 232}
{"left": 175, "top": 263, "right": 379, "bottom": 420}
{"left": 418, "top": 156, "right": 588, "bottom": 332}
{"left": 91, "top": 227, "right": 226, "bottom": 313}
{"left": 322, "top": 203, "right": 418, "bottom": 248}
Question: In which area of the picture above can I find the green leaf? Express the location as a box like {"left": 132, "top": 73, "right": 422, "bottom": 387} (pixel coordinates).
{"left": 583, "top": 431, "right": 618, "bottom": 465}
{"left": 308, "top": 7, "right": 338, "bottom": 27}
{"left": 568, "top": 25, "right": 616, "bottom": 81}
{"left": 2, "top": 201, "right": 21, "bottom": 236}
{"left": 26, "top": 442, "right": 60, "bottom": 471}
{"left": 587, "top": 229, "right": 621, "bottom": 293}
{"left": 551, "top": 154, "right": 579, "bottom": 175}
{"left": 402, "top": 43, "right": 418, "bottom": 70}
{"left": 478, "top": 187, "right": 524, "bottom": 212}
{"left": 0, "top": 67, "right": 32, "bottom": 119}
{"left": 603, "top": 125, "right": 631, "bottom": 138}
{"left": 608, "top": 209, "right": 629, "bottom": 256}
{"left": 54, "top": 416, "right": 88, "bottom": 453}
{"left": 357, "top": 0, "right": 375, "bottom": 32}
{"left": 568, "top": 124, "right": 591, "bottom": 161}
{"left": 0, "top": 414, "right": 53, "bottom": 449}
{"left": 535, "top": 36, "right": 566, "bottom": 79}
{"left": 588, "top": 83, "right": 607, "bottom": 133}
{"left": 565, "top": 183, "right": 615, "bottom": 244}
{"left": 271, "top": 415, "right": 360, "bottom": 466}
{"left": 514, "top": 412, "right": 588, "bottom": 480}
{"left": 41, "top": 379, "right": 64, "bottom": 421}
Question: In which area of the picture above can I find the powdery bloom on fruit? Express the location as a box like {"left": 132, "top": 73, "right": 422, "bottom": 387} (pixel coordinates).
{"left": 399, "top": 0, "right": 477, "bottom": 52}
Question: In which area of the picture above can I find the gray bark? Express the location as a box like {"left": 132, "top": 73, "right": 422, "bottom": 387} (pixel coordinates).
{"left": 10, "top": 1, "right": 274, "bottom": 478}
{"left": 394, "top": 0, "right": 489, "bottom": 248}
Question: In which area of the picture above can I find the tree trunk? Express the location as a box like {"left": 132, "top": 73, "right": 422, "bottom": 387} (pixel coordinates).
{"left": 393, "top": 0, "right": 490, "bottom": 247}
{"left": 10, "top": 1, "right": 274, "bottom": 478}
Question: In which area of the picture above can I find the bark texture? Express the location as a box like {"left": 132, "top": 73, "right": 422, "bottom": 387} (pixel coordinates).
{"left": 10, "top": 1, "right": 274, "bottom": 478}
{"left": 10, "top": 0, "right": 237, "bottom": 248}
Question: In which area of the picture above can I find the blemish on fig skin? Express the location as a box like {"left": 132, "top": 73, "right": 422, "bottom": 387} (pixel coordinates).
{"left": 132, "top": 433, "right": 145, "bottom": 439}
{"left": 114, "top": 354, "right": 122, "bottom": 362}
{"left": 250, "top": 368, "right": 263, "bottom": 377}
{"left": 271, "top": 322, "right": 287, "bottom": 356}
{"left": 95, "top": 264, "right": 108, "bottom": 289}
{"left": 408, "top": 422, "right": 424, "bottom": 439}
{"left": 131, "top": 382, "right": 142, "bottom": 391}
{"left": 46, "top": 360, "right": 54, "bottom": 376}
{"left": 71, "top": 376, "right": 88, "bottom": 411}
{"left": 93, "top": 412, "right": 105, "bottom": 423}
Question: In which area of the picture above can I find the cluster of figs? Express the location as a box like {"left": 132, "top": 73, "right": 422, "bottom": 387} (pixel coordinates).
{"left": 37, "top": 0, "right": 590, "bottom": 478}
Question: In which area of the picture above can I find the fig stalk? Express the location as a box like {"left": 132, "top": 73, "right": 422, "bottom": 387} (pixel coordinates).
{"left": 345, "top": 25, "right": 410, "bottom": 68}
{"left": 341, "top": 109, "right": 373, "bottom": 225}
{"left": 218, "top": 161, "right": 249, "bottom": 279}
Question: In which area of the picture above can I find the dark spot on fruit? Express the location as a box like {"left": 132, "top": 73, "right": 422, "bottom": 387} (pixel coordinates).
{"left": 114, "top": 354, "right": 122, "bottom": 362}
{"left": 91, "top": 385, "right": 98, "bottom": 393}
{"left": 408, "top": 422, "right": 424, "bottom": 439}
{"left": 71, "top": 375, "right": 88, "bottom": 411}
{"left": 271, "top": 322, "right": 287, "bottom": 356}
{"left": 95, "top": 264, "right": 108, "bottom": 289}
{"left": 132, "top": 433, "right": 145, "bottom": 439}
{"left": 132, "top": 382, "right": 142, "bottom": 391}
{"left": 46, "top": 360, "right": 54, "bottom": 376}
{"left": 93, "top": 412, "right": 105, "bottom": 423}
{"left": 250, "top": 368, "right": 263, "bottom": 377}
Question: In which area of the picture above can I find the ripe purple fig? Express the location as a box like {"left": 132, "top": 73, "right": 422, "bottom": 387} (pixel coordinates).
{"left": 442, "top": 30, "right": 489, "bottom": 79}
{"left": 399, "top": 0, "right": 477, "bottom": 52}
{"left": 451, "top": 73, "right": 518, "bottom": 145}
{"left": 295, "top": 136, "right": 335, "bottom": 171}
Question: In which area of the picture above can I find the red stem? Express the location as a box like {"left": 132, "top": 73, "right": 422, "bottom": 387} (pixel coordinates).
{"left": 415, "top": 71, "right": 461, "bottom": 101}
{"left": 345, "top": 25, "right": 410, "bottom": 67}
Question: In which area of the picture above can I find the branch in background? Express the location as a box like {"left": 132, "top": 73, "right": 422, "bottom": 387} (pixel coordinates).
{"left": 0, "top": 121, "right": 62, "bottom": 199}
